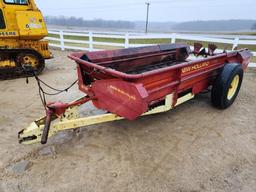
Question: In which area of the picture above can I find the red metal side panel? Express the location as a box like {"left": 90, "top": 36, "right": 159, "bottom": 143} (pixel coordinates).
{"left": 134, "top": 69, "right": 180, "bottom": 104}
{"left": 237, "top": 50, "right": 253, "bottom": 70}
{"left": 86, "top": 46, "right": 160, "bottom": 63}
{"left": 91, "top": 79, "right": 149, "bottom": 120}
{"left": 70, "top": 48, "right": 253, "bottom": 120}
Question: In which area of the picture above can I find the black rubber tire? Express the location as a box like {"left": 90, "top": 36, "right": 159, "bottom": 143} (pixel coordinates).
{"left": 211, "top": 63, "right": 244, "bottom": 109}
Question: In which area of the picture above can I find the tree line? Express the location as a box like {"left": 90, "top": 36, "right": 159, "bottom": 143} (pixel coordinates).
{"left": 44, "top": 16, "right": 135, "bottom": 29}
{"left": 252, "top": 23, "right": 256, "bottom": 30}
{"left": 44, "top": 16, "right": 256, "bottom": 32}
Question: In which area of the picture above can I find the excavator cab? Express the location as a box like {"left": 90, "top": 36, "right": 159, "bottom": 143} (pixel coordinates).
{"left": 0, "top": 0, "right": 51, "bottom": 79}
{"left": 5, "top": 0, "right": 27, "bottom": 4}
{"left": 0, "top": 0, "right": 48, "bottom": 39}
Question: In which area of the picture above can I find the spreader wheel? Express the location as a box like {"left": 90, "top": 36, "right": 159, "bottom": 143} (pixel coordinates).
{"left": 211, "top": 63, "right": 243, "bottom": 109}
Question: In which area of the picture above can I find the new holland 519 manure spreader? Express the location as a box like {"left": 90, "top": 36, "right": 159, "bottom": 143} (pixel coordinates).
{"left": 18, "top": 43, "right": 253, "bottom": 145}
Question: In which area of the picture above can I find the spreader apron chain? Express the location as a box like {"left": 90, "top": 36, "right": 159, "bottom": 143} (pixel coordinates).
{"left": 18, "top": 93, "right": 194, "bottom": 145}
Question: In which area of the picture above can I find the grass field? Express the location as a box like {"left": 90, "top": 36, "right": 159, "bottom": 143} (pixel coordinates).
{"left": 48, "top": 33, "right": 256, "bottom": 62}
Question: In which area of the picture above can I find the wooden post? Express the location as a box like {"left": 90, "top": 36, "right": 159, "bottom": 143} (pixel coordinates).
{"left": 171, "top": 33, "right": 176, "bottom": 44}
{"left": 59, "top": 30, "right": 65, "bottom": 51}
{"left": 232, "top": 37, "right": 239, "bottom": 50}
{"left": 125, "top": 33, "right": 129, "bottom": 48}
{"left": 145, "top": 2, "right": 150, "bottom": 34}
{"left": 89, "top": 32, "right": 93, "bottom": 51}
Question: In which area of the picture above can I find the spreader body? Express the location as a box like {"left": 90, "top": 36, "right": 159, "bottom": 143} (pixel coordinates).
{"left": 19, "top": 43, "right": 253, "bottom": 145}
{"left": 68, "top": 43, "right": 252, "bottom": 120}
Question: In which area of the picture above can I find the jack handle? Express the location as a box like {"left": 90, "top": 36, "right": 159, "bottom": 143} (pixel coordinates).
{"left": 41, "top": 109, "right": 54, "bottom": 145}
{"left": 40, "top": 96, "right": 92, "bottom": 144}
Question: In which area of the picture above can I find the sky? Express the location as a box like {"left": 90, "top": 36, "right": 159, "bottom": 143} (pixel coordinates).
{"left": 36, "top": 0, "right": 256, "bottom": 22}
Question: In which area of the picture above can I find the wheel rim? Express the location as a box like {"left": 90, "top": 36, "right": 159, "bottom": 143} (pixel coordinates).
{"left": 227, "top": 75, "right": 239, "bottom": 100}
{"left": 19, "top": 54, "right": 39, "bottom": 69}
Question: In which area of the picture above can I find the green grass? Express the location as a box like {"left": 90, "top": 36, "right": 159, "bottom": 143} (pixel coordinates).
{"left": 238, "top": 44, "right": 256, "bottom": 52}
{"left": 130, "top": 38, "right": 170, "bottom": 44}
{"left": 251, "top": 57, "right": 256, "bottom": 63}
{"left": 225, "top": 32, "right": 256, "bottom": 36}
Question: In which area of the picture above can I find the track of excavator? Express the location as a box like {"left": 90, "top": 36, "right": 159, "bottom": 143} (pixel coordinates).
{"left": 0, "top": 48, "right": 45, "bottom": 79}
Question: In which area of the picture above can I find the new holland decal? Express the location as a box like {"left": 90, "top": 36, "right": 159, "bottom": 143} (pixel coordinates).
{"left": 182, "top": 61, "right": 210, "bottom": 74}
{"left": 109, "top": 85, "right": 136, "bottom": 101}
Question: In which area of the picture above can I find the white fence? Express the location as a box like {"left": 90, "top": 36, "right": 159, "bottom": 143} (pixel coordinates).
{"left": 46, "top": 29, "right": 256, "bottom": 67}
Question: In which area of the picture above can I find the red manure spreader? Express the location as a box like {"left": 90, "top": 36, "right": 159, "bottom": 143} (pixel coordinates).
{"left": 18, "top": 43, "right": 253, "bottom": 145}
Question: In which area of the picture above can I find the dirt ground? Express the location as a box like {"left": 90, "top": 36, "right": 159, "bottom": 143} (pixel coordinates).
{"left": 0, "top": 50, "right": 256, "bottom": 192}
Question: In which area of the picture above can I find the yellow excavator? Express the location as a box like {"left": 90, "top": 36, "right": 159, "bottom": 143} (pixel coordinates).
{"left": 0, "top": 0, "right": 51, "bottom": 79}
